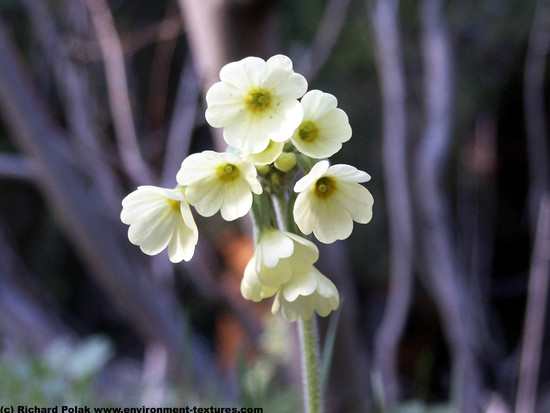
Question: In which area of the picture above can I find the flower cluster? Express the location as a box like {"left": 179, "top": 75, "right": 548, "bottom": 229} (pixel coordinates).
{"left": 120, "top": 55, "right": 373, "bottom": 322}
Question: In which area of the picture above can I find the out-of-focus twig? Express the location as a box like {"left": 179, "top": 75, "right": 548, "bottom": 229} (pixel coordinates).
{"left": 161, "top": 57, "right": 199, "bottom": 187}
{"left": 516, "top": 194, "right": 550, "bottom": 413}
{"left": 414, "top": 0, "right": 480, "bottom": 409}
{"left": 0, "top": 19, "right": 185, "bottom": 372}
{"left": 295, "top": 0, "right": 353, "bottom": 81}
{"left": 21, "top": 0, "right": 122, "bottom": 214}
{"left": 369, "top": 0, "right": 414, "bottom": 407}
{"left": 146, "top": 2, "right": 183, "bottom": 136}
{"left": 524, "top": 0, "right": 550, "bottom": 235}
{"left": 0, "top": 223, "right": 75, "bottom": 352}
{"left": 0, "top": 153, "right": 35, "bottom": 181}
{"left": 84, "top": 0, "right": 154, "bottom": 185}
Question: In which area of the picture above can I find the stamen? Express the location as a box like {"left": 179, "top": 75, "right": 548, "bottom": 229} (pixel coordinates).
{"left": 314, "top": 176, "right": 336, "bottom": 198}
{"left": 216, "top": 163, "right": 240, "bottom": 182}
{"left": 246, "top": 89, "right": 272, "bottom": 113}
{"left": 298, "top": 121, "right": 319, "bottom": 142}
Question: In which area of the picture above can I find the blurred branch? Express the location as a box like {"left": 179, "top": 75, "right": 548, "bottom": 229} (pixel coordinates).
{"left": 146, "top": 1, "right": 183, "bottom": 135}
{"left": 177, "top": 0, "right": 277, "bottom": 151}
{"left": 0, "top": 19, "right": 185, "bottom": 373}
{"left": 524, "top": 0, "right": 550, "bottom": 234}
{"left": 20, "top": 0, "right": 122, "bottom": 214}
{"left": 70, "top": 15, "right": 182, "bottom": 62}
{"left": 0, "top": 223, "right": 75, "bottom": 351}
{"left": 84, "top": 0, "right": 154, "bottom": 185}
{"left": 516, "top": 194, "right": 550, "bottom": 413}
{"left": 369, "top": 0, "right": 414, "bottom": 406}
{"left": 414, "top": 0, "right": 480, "bottom": 409}
{"left": 161, "top": 57, "right": 200, "bottom": 187}
{"left": 0, "top": 153, "right": 35, "bottom": 181}
{"left": 295, "top": 0, "right": 353, "bottom": 81}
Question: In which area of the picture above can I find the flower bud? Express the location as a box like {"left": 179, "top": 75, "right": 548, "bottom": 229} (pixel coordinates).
{"left": 274, "top": 152, "right": 297, "bottom": 172}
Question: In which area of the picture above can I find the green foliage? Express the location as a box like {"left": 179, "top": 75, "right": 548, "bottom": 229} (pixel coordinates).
{"left": 0, "top": 336, "right": 112, "bottom": 406}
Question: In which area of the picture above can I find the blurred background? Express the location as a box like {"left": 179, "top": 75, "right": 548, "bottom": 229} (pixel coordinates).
{"left": 0, "top": 0, "right": 548, "bottom": 412}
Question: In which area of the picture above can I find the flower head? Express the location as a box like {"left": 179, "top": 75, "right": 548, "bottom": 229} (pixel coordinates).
{"left": 290, "top": 90, "right": 352, "bottom": 158}
{"left": 253, "top": 228, "right": 319, "bottom": 286}
{"left": 120, "top": 186, "right": 198, "bottom": 263}
{"left": 293, "top": 160, "right": 374, "bottom": 243}
{"left": 205, "top": 55, "right": 308, "bottom": 154}
{"left": 176, "top": 151, "right": 262, "bottom": 221}
{"left": 271, "top": 267, "right": 340, "bottom": 322}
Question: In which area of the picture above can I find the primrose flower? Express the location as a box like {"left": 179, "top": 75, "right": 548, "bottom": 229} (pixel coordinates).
{"left": 271, "top": 267, "right": 340, "bottom": 322}
{"left": 205, "top": 55, "right": 308, "bottom": 154}
{"left": 120, "top": 186, "right": 198, "bottom": 263}
{"left": 176, "top": 151, "right": 262, "bottom": 221}
{"left": 290, "top": 90, "right": 352, "bottom": 158}
{"left": 293, "top": 160, "right": 374, "bottom": 243}
{"left": 253, "top": 228, "right": 319, "bottom": 286}
{"left": 240, "top": 257, "right": 279, "bottom": 303}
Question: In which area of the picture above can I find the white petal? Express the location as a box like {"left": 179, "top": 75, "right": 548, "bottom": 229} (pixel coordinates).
{"left": 293, "top": 191, "right": 317, "bottom": 236}
{"left": 245, "top": 140, "right": 284, "bottom": 165}
{"left": 129, "top": 209, "right": 175, "bottom": 255}
{"left": 265, "top": 100, "right": 304, "bottom": 142}
{"left": 313, "top": 197, "right": 354, "bottom": 243}
{"left": 335, "top": 182, "right": 374, "bottom": 224}
{"left": 167, "top": 216, "right": 197, "bottom": 263}
{"left": 219, "top": 57, "right": 264, "bottom": 88}
{"left": 280, "top": 296, "right": 315, "bottom": 322}
{"left": 282, "top": 270, "right": 317, "bottom": 302}
{"left": 328, "top": 164, "right": 371, "bottom": 183}
{"left": 204, "top": 83, "right": 247, "bottom": 127}
{"left": 301, "top": 90, "right": 337, "bottom": 118}
{"left": 257, "top": 259, "right": 293, "bottom": 286}
{"left": 256, "top": 229, "right": 295, "bottom": 269}
{"left": 294, "top": 160, "right": 330, "bottom": 193}
{"left": 223, "top": 114, "right": 271, "bottom": 154}
{"left": 185, "top": 177, "right": 224, "bottom": 217}
{"left": 241, "top": 257, "right": 278, "bottom": 302}
{"left": 219, "top": 181, "right": 253, "bottom": 221}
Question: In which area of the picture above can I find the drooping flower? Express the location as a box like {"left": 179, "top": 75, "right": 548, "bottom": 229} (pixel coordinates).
{"left": 293, "top": 160, "right": 374, "bottom": 243}
{"left": 120, "top": 186, "right": 198, "bottom": 263}
{"left": 271, "top": 266, "right": 340, "bottom": 322}
{"left": 205, "top": 55, "right": 308, "bottom": 154}
{"left": 176, "top": 151, "right": 262, "bottom": 221}
{"left": 240, "top": 256, "right": 279, "bottom": 303}
{"left": 252, "top": 228, "right": 319, "bottom": 286}
{"left": 290, "top": 90, "right": 352, "bottom": 159}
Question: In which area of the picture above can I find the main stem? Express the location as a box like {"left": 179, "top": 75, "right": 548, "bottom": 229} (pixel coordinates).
{"left": 272, "top": 191, "right": 323, "bottom": 413}
{"left": 298, "top": 316, "right": 323, "bottom": 413}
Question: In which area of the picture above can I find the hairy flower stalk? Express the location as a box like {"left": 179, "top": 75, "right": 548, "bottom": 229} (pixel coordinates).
{"left": 120, "top": 55, "right": 373, "bottom": 413}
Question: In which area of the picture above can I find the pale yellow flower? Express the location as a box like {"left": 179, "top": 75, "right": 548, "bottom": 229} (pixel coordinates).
{"left": 120, "top": 186, "right": 198, "bottom": 263}
{"left": 293, "top": 160, "right": 374, "bottom": 243}
{"left": 290, "top": 90, "right": 352, "bottom": 158}
{"left": 240, "top": 228, "right": 319, "bottom": 301}
{"left": 205, "top": 55, "right": 308, "bottom": 154}
{"left": 176, "top": 151, "right": 262, "bottom": 221}
{"left": 271, "top": 266, "right": 340, "bottom": 322}
{"left": 253, "top": 228, "right": 319, "bottom": 286}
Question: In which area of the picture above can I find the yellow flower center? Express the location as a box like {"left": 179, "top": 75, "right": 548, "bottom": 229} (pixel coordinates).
{"left": 167, "top": 198, "right": 181, "bottom": 211}
{"left": 246, "top": 89, "right": 272, "bottom": 113}
{"left": 298, "top": 121, "right": 319, "bottom": 142}
{"left": 216, "top": 163, "right": 240, "bottom": 182}
{"left": 314, "top": 176, "right": 336, "bottom": 198}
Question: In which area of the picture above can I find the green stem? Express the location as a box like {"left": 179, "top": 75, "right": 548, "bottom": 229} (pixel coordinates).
{"left": 299, "top": 317, "right": 323, "bottom": 413}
